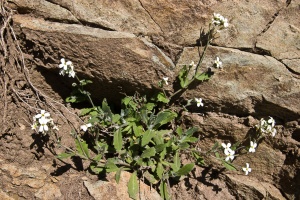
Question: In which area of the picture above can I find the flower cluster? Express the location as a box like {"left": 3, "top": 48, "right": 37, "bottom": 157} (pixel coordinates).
{"left": 31, "top": 110, "right": 58, "bottom": 135}
{"left": 256, "top": 117, "right": 277, "bottom": 137}
{"left": 59, "top": 58, "right": 76, "bottom": 78}
{"left": 211, "top": 13, "right": 229, "bottom": 29}
{"left": 221, "top": 143, "right": 235, "bottom": 162}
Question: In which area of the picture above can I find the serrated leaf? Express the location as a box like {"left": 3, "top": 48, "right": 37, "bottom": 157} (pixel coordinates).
{"left": 113, "top": 129, "right": 123, "bottom": 151}
{"left": 112, "top": 114, "right": 121, "bottom": 123}
{"left": 145, "top": 103, "right": 155, "bottom": 111}
{"left": 75, "top": 137, "right": 89, "bottom": 159}
{"left": 181, "top": 136, "right": 198, "bottom": 143}
{"left": 102, "top": 98, "right": 113, "bottom": 119}
{"left": 133, "top": 123, "right": 143, "bottom": 137}
{"left": 128, "top": 172, "right": 138, "bottom": 200}
{"left": 122, "top": 96, "right": 132, "bottom": 105}
{"left": 159, "top": 181, "right": 170, "bottom": 200}
{"left": 222, "top": 161, "right": 237, "bottom": 171}
{"left": 141, "top": 147, "right": 156, "bottom": 159}
{"left": 175, "top": 163, "right": 194, "bottom": 176}
{"left": 90, "top": 162, "right": 104, "bottom": 174}
{"left": 195, "top": 71, "right": 212, "bottom": 81}
{"left": 170, "top": 152, "right": 180, "bottom": 172}
{"left": 141, "top": 130, "right": 153, "bottom": 146}
{"left": 153, "top": 110, "right": 177, "bottom": 129}
{"left": 156, "top": 162, "right": 164, "bottom": 179}
{"left": 144, "top": 171, "right": 159, "bottom": 184}
{"left": 56, "top": 152, "right": 74, "bottom": 159}
{"left": 157, "top": 92, "right": 169, "bottom": 103}
{"left": 93, "top": 154, "right": 102, "bottom": 162}
{"left": 105, "top": 159, "right": 119, "bottom": 172}
{"left": 176, "top": 126, "right": 183, "bottom": 136}
{"left": 155, "top": 144, "right": 166, "bottom": 153}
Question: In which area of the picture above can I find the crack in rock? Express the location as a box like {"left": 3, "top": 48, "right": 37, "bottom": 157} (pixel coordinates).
{"left": 138, "top": 0, "right": 164, "bottom": 33}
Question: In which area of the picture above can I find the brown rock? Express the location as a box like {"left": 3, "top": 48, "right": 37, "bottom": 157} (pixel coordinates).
{"left": 84, "top": 171, "right": 162, "bottom": 200}
{"left": 34, "top": 183, "right": 62, "bottom": 200}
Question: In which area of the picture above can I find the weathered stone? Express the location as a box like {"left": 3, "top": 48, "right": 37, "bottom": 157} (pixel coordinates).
{"left": 84, "top": 171, "right": 162, "bottom": 200}
{"left": 257, "top": 1, "right": 300, "bottom": 60}
{"left": 225, "top": 174, "right": 286, "bottom": 200}
{"left": 34, "top": 183, "right": 62, "bottom": 200}
{"left": 13, "top": 14, "right": 174, "bottom": 105}
{"left": 9, "top": 0, "right": 79, "bottom": 23}
{"left": 177, "top": 46, "right": 300, "bottom": 121}
{"left": 0, "top": 189, "right": 14, "bottom": 200}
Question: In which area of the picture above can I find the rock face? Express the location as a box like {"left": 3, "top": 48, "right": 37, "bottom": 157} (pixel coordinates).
{"left": 2, "top": 0, "right": 300, "bottom": 199}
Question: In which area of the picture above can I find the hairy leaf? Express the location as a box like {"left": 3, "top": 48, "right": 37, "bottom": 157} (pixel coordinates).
{"left": 56, "top": 152, "right": 74, "bottom": 159}
{"left": 75, "top": 137, "right": 90, "bottom": 159}
{"left": 144, "top": 171, "right": 159, "bottom": 184}
{"left": 128, "top": 172, "right": 138, "bottom": 200}
{"left": 141, "top": 130, "right": 153, "bottom": 146}
{"left": 159, "top": 181, "right": 170, "bottom": 200}
{"left": 157, "top": 92, "right": 169, "bottom": 103}
{"left": 175, "top": 163, "right": 194, "bottom": 176}
{"left": 222, "top": 161, "right": 237, "bottom": 171}
{"left": 153, "top": 110, "right": 177, "bottom": 129}
{"left": 141, "top": 147, "right": 156, "bottom": 159}
{"left": 113, "top": 129, "right": 123, "bottom": 151}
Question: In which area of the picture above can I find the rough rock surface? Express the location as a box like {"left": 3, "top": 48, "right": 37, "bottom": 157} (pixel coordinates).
{"left": 1, "top": 0, "right": 300, "bottom": 199}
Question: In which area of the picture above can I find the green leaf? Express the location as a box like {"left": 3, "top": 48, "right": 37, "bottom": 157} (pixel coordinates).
{"left": 185, "top": 127, "right": 198, "bottom": 137}
{"left": 75, "top": 137, "right": 90, "bottom": 159}
{"left": 102, "top": 99, "right": 113, "bottom": 119}
{"left": 155, "top": 144, "right": 166, "bottom": 153}
{"left": 181, "top": 136, "right": 198, "bottom": 143}
{"left": 175, "top": 163, "right": 194, "bottom": 176}
{"left": 93, "top": 154, "right": 102, "bottom": 162}
{"left": 215, "top": 152, "right": 220, "bottom": 158}
{"left": 56, "top": 152, "right": 74, "bottom": 159}
{"left": 80, "top": 108, "right": 94, "bottom": 116}
{"left": 141, "top": 147, "right": 156, "bottom": 159}
{"left": 153, "top": 110, "right": 177, "bottom": 129}
{"left": 156, "top": 92, "right": 169, "bottom": 103}
{"left": 178, "top": 65, "right": 190, "bottom": 88}
{"left": 113, "top": 129, "right": 123, "bottom": 151}
{"left": 176, "top": 126, "right": 183, "bottom": 136}
{"left": 192, "top": 152, "right": 206, "bottom": 166}
{"left": 159, "top": 181, "right": 170, "bottom": 200}
{"left": 133, "top": 123, "right": 143, "bottom": 137}
{"left": 105, "top": 159, "right": 119, "bottom": 172}
{"left": 145, "top": 103, "right": 155, "bottom": 111}
{"left": 156, "top": 162, "right": 164, "bottom": 179}
{"left": 128, "top": 172, "right": 138, "bottom": 200}
{"left": 222, "top": 161, "right": 237, "bottom": 171}
{"left": 90, "top": 163, "right": 104, "bottom": 174}
{"left": 212, "top": 142, "right": 219, "bottom": 151}
{"left": 170, "top": 152, "right": 180, "bottom": 172}
{"left": 195, "top": 71, "right": 212, "bottom": 81}
{"left": 144, "top": 171, "right": 159, "bottom": 184}
{"left": 122, "top": 96, "right": 132, "bottom": 106}
{"left": 112, "top": 114, "right": 121, "bottom": 123}
{"left": 115, "top": 167, "right": 123, "bottom": 184}
{"left": 141, "top": 130, "right": 153, "bottom": 146}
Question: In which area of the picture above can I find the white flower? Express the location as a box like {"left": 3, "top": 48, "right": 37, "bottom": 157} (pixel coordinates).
{"left": 242, "top": 163, "right": 252, "bottom": 175}
{"left": 35, "top": 110, "right": 50, "bottom": 120}
{"left": 221, "top": 142, "right": 232, "bottom": 154}
{"left": 212, "top": 13, "right": 229, "bottom": 29}
{"left": 249, "top": 141, "right": 257, "bottom": 153}
{"left": 271, "top": 128, "right": 277, "bottom": 137}
{"left": 195, "top": 98, "right": 204, "bottom": 107}
{"left": 225, "top": 149, "right": 235, "bottom": 161}
{"left": 214, "top": 57, "right": 222, "bottom": 69}
{"left": 59, "top": 58, "right": 76, "bottom": 78}
{"left": 38, "top": 117, "right": 49, "bottom": 133}
{"left": 268, "top": 117, "right": 275, "bottom": 127}
{"left": 31, "top": 123, "right": 38, "bottom": 130}
{"left": 189, "top": 61, "right": 196, "bottom": 68}
{"left": 80, "top": 123, "right": 92, "bottom": 132}
{"left": 162, "top": 77, "right": 169, "bottom": 85}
